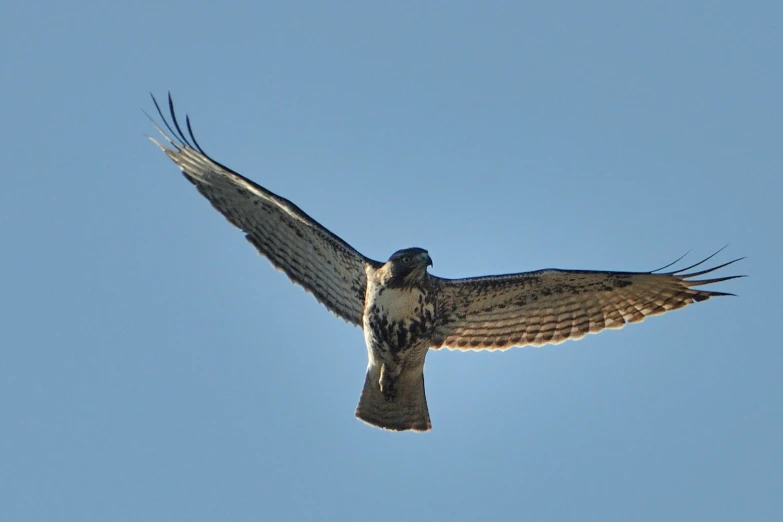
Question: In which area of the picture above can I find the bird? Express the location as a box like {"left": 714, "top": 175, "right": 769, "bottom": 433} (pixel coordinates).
{"left": 147, "top": 93, "right": 743, "bottom": 432}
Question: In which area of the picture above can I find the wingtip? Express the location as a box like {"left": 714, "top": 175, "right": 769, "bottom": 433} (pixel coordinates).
{"left": 145, "top": 134, "right": 168, "bottom": 151}
{"left": 650, "top": 249, "right": 692, "bottom": 273}
{"left": 670, "top": 246, "right": 730, "bottom": 275}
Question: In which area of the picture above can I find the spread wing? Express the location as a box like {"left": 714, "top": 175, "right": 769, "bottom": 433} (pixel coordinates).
{"left": 431, "top": 251, "right": 744, "bottom": 350}
{"left": 147, "top": 94, "right": 380, "bottom": 325}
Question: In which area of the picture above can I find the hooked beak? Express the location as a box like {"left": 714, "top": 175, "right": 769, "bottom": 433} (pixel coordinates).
{"left": 423, "top": 253, "right": 433, "bottom": 268}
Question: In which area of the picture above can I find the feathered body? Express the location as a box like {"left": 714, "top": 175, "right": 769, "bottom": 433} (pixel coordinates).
{"left": 147, "top": 94, "right": 744, "bottom": 432}
{"left": 357, "top": 249, "right": 436, "bottom": 431}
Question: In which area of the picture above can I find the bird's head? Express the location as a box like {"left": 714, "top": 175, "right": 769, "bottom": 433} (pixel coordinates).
{"left": 385, "top": 247, "right": 433, "bottom": 287}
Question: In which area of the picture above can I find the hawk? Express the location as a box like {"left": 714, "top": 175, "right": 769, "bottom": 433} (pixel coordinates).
{"left": 147, "top": 94, "right": 743, "bottom": 432}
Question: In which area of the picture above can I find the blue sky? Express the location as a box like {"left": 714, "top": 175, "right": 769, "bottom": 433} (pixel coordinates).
{"left": 2, "top": 1, "right": 781, "bottom": 520}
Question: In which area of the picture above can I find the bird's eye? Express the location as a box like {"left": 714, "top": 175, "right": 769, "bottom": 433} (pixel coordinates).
{"left": 402, "top": 256, "right": 411, "bottom": 264}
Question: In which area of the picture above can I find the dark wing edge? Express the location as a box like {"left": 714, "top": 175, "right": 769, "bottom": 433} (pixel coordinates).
{"left": 146, "top": 93, "right": 380, "bottom": 325}
{"left": 430, "top": 250, "right": 745, "bottom": 351}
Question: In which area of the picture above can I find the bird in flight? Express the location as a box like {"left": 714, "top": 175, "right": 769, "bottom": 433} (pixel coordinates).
{"left": 147, "top": 94, "right": 743, "bottom": 432}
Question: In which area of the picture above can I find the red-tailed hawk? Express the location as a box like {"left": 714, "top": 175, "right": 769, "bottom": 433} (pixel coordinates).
{"left": 148, "top": 94, "right": 743, "bottom": 432}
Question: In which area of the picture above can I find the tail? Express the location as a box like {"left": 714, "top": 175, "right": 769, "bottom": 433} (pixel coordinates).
{"left": 355, "top": 364, "right": 432, "bottom": 432}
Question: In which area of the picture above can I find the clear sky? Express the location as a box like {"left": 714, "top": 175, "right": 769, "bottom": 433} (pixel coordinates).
{"left": 2, "top": 1, "right": 781, "bottom": 521}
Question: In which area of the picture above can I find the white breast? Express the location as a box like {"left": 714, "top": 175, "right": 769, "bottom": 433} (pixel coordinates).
{"left": 370, "top": 286, "right": 425, "bottom": 320}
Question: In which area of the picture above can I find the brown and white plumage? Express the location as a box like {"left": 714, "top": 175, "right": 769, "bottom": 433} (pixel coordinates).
{"left": 148, "top": 94, "right": 743, "bottom": 432}
{"left": 147, "top": 95, "right": 378, "bottom": 326}
{"left": 430, "top": 254, "right": 740, "bottom": 351}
